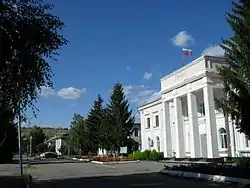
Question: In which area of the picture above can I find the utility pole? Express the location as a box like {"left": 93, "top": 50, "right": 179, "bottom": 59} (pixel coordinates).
{"left": 17, "top": 109, "right": 23, "bottom": 176}
{"left": 29, "top": 135, "right": 32, "bottom": 156}
{"left": 28, "top": 116, "right": 35, "bottom": 157}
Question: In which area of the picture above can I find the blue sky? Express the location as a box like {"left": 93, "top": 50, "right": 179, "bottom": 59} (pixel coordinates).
{"left": 24, "top": 0, "right": 233, "bottom": 128}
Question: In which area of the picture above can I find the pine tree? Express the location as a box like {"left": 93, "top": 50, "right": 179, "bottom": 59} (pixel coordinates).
{"left": 85, "top": 94, "right": 106, "bottom": 154}
{"left": 106, "top": 83, "right": 135, "bottom": 153}
{"left": 218, "top": 0, "right": 250, "bottom": 137}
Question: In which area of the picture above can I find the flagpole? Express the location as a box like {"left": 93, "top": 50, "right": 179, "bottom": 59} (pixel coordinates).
{"left": 182, "top": 52, "right": 185, "bottom": 67}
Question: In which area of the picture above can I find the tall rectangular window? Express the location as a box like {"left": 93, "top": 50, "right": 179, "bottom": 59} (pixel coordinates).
{"left": 134, "top": 128, "right": 139, "bottom": 137}
{"left": 155, "top": 115, "right": 159, "bottom": 127}
{"left": 199, "top": 103, "right": 205, "bottom": 116}
{"left": 146, "top": 118, "right": 150, "bottom": 128}
{"left": 246, "top": 136, "right": 250, "bottom": 148}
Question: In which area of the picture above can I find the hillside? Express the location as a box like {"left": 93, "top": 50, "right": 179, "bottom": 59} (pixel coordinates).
{"left": 22, "top": 127, "right": 69, "bottom": 139}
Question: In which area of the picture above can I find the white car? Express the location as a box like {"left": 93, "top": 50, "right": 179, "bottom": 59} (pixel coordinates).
{"left": 40, "top": 152, "right": 58, "bottom": 159}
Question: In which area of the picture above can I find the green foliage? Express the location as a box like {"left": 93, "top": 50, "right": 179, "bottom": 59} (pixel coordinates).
{"left": 29, "top": 126, "right": 46, "bottom": 154}
{"left": 218, "top": 0, "right": 250, "bottom": 137}
{"left": 36, "top": 143, "right": 47, "bottom": 154}
{"left": 0, "top": 0, "right": 67, "bottom": 117}
{"left": 47, "top": 143, "right": 55, "bottom": 152}
{"left": 68, "top": 114, "right": 89, "bottom": 155}
{"left": 106, "top": 83, "right": 135, "bottom": 152}
{"left": 58, "top": 144, "right": 68, "bottom": 155}
{"left": 128, "top": 150, "right": 163, "bottom": 161}
{"left": 235, "top": 157, "right": 250, "bottom": 168}
{"left": 0, "top": 108, "right": 18, "bottom": 163}
{"left": 68, "top": 83, "right": 135, "bottom": 155}
{"left": 85, "top": 95, "right": 106, "bottom": 154}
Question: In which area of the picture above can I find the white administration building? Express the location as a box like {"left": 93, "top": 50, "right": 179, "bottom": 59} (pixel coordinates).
{"left": 138, "top": 55, "right": 250, "bottom": 158}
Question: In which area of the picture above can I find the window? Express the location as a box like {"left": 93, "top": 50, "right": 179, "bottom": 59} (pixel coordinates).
{"left": 245, "top": 136, "right": 249, "bottom": 148}
{"left": 219, "top": 128, "right": 228, "bottom": 149}
{"left": 156, "top": 136, "right": 160, "bottom": 152}
{"left": 148, "top": 138, "right": 152, "bottom": 149}
{"left": 146, "top": 117, "right": 150, "bottom": 128}
{"left": 134, "top": 128, "right": 139, "bottom": 137}
{"left": 199, "top": 103, "right": 205, "bottom": 116}
{"left": 155, "top": 115, "right": 159, "bottom": 127}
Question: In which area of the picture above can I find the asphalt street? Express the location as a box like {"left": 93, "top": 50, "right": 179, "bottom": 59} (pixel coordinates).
{"left": 0, "top": 161, "right": 244, "bottom": 187}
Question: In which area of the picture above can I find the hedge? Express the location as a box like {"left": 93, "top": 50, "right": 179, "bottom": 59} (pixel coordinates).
{"left": 128, "top": 150, "right": 164, "bottom": 161}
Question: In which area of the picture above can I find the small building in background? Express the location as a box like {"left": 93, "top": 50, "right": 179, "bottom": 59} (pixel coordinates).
{"left": 44, "top": 133, "right": 69, "bottom": 155}
{"left": 130, "top": 122, "right": 141, "bottom": 151}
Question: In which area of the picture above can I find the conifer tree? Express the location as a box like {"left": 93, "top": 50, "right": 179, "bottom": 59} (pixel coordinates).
{"left": 85, "top": 95, "right": 106, "bottom": 154}
{"left": 106, "top": 83, "right": 135, "bottom": 152}
{"left": 218, "top": 0, "right": 250, "bottom": 137}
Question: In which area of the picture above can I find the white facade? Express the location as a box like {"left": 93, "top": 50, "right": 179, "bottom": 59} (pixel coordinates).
{"left": 138, "top": 55, "right": 250, "bottom": 158}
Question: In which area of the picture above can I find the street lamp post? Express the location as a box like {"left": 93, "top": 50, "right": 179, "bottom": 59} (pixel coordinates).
{"left": 17, "top": 110, "right": 23, "bottom": 176}
{"left": 28, "top": 116, "right": 35, "bottom": 156}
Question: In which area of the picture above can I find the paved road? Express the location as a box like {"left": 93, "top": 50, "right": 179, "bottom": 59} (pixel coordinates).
{"left": 27, "top": 161, "right": 165, "bottom": 180}
{"left": 0, "top": 161, "right": 242, "bottom": 187}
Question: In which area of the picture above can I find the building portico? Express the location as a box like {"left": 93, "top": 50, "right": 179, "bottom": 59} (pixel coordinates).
{"left": 139, "top": 55, "right": 250, "bottom": 158}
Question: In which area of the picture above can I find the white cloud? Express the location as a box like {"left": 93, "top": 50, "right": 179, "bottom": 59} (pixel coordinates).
{"left": 57, "top": 87, "right": 86, "bottom": 99}
{"left": 126, "top": 66, "right": 131, "bottom": 71}
{"left": 124, "top": 84, "right": 161, "bottom": 106}
{"left": 171, "top": 31, "right": 194, "bottom": 47}
{"left": 201, "top": 45, "right": 224, "bottom": 57}
{"left": 143, "top": 72, "right": 153, "bottom": 80}
{"left": 40, "top": 86, "right": 86, "bottom": 100}
{"left": 40, "top": 86, "right": 55, "bottom": 97}
{"left": 21, "top": 121, "right": 29, "bottom": 127}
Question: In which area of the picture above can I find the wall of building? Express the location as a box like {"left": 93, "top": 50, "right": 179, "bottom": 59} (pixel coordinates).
{"left": 140, "top": 100, "right": 164, "bottom": 152}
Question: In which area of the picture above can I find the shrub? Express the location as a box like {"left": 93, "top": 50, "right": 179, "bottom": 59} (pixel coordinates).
{"left": 234, "top": 157, "right": 250, "bottom": 168}
{"left": 128, "top": 150, "right": 163, "bottom": 161}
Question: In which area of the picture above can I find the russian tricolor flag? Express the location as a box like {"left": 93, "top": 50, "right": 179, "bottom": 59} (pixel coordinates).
{"left": 182, "top": 48, "right": 192, "bottom": 56}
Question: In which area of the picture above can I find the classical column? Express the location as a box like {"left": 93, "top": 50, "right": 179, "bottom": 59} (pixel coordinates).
{"left": 140, "top": 111, "right": 145, "bottom": 151}
{"left": 162, "top": 101, "right": 172, "bottom": 157}
{"left": 187, "top": 92, "right": 201, "bottom": 158}
{"left": 173, "top": 97, "right": 185, "bottom": 158}
{"left": 228, "top": 120, "right": 236, "bottom": 157}
{"left": 225, "top": 114, "right": 233, "bottom": 157}
{"left": 203, "top": 85, "right": 219, "bottom": 158}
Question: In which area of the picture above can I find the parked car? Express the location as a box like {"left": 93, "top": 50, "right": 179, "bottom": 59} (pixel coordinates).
{"left": 40, "top": 152, "right": 58, "bottom": 159}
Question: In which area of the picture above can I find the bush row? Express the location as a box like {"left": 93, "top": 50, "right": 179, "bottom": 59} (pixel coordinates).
{"left": 92, "top": 156, "right": 131, "bottom": 162}
{"left": 165, "top": 163, "right": 250, "bottom": 179}
{"left": 128, "top": 150, "right": 164, "bottom": 161}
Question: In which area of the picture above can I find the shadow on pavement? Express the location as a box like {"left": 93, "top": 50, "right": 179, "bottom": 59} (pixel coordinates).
{"left": 8, "top": 159, "right": 84, "bottom": 165}
{"left": 0, "top": 176, "right": 28, "bottom": 188}
{"left": 32, "top": 172, "right": 236, "bottom": 188}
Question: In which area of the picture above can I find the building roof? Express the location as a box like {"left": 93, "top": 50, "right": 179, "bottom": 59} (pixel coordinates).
{"left": 137, "top": 55, "right": 225, "bottom": 110}
{"left": 44, "top": 132, "right": 69, "bottom": 143}
{"left": 160, "top": 55, "right": 225, "bottom": 82}
{"left": 137, "top": 97, "right": 162, "bottom": 110}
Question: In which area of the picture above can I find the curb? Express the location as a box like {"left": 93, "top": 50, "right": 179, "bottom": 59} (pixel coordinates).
{"left": 71, "top": 158, "right": 90, "bottom": 162}
{"left": 160, "top": 169, "right": 250, "bottom": 185}
{"left": 91, "top": 160, "right": 140, "bottom": 165}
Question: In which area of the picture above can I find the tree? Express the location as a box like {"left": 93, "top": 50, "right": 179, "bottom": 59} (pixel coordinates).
{"left": 47, "top": 142, "right": 55, "bottom": 152}
{"left": 36, "top": 143, "right": 47, "bottom": 154}
{"left": 0, "top": 108, "right": 18, "bottom": 163}
{"left": 0, "top": 0, "right": 67, "bottom": 117}
{"left": 85, "top": 95, "right": 106, "bottom": 154}
{"left": 68, "top": 114, "right": 89, "bottom": 156}
{"left": 106, "top": 83, "right": 135, "bottom": 153}
{"left": 218, "top": 0, "right": 250, "bottom": 137}
{"left": 29, "top": 126, "right": 46, "bottom": 154}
